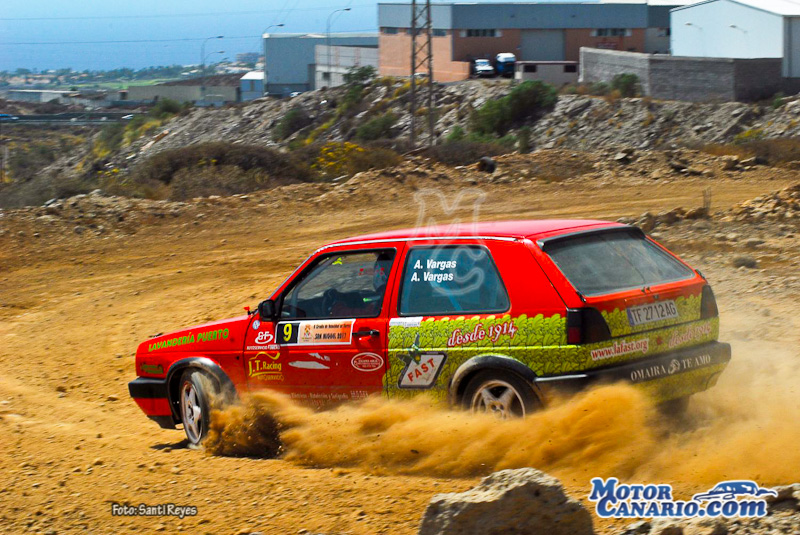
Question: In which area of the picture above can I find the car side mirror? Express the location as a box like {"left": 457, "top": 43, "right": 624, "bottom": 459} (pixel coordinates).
{"left": 258, "top": 299, "right": 276, "bottom": 321}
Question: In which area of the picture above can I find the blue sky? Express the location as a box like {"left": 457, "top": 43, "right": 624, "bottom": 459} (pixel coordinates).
{"left": 0, "top": 0, "right": 619, "bottom": 71}
{"left": 0, "top": 0, "right": 380, "bottom": 71}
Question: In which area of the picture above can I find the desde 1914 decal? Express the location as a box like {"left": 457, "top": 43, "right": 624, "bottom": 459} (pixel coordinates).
{"left": 351, "top": 352, "right": 384, "bottom": 372}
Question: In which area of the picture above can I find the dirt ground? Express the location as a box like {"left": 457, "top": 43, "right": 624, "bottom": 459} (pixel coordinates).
{"left": 1, "top": 166, "right": 799, "bottom": 535}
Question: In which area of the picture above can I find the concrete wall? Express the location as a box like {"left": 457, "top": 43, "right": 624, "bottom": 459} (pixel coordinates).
{"left": 671, "top": 0, "right": 784, "bottom": 59}
{"left": 785, "top": 17, "right": 800, "bottom": 77}
{"left": 580, "top": 48, "right": 784, "bottom": 102}
{"left": 314, "top": 45, "right": 379, "bottom": 89}
{"left": 514, "top": 62, "right": 578, "bottom": 86}
{"left": 126, "top": 85, "right": 239, "bottom": 104}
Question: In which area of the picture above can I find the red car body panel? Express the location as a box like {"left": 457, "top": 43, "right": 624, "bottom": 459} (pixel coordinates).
{"left": 129, "top": 220, "right": 731, "bottom": 432}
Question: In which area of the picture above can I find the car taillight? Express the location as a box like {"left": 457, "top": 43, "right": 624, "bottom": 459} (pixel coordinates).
{"left": 566, "top": 308, "right": 612, "bottom": 344}
{"left": 700, "top": 285, "right": 719, "bottom": 318}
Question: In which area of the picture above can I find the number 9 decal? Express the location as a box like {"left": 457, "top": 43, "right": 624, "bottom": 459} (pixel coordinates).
{"left": 284, "top": 323, "right": 292, "bottom": 339}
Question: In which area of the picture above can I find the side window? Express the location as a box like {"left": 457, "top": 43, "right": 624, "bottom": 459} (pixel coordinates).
{"left": 281, "top": 250, "right": 395, "bottom": 319}
{"left": 399, "top": 245, "right": 510, "bottom": 316}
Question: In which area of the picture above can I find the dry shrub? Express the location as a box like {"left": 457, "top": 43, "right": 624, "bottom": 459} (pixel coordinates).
{"left": 132, "top": 142, "right": 312, "bottom": 185}
{"left": 425, "top": 140, "right": 512, "bottom": 166}
{"left": 702, "top": 137, "right": 800, "bottom": 166}
{"left": 168, "top": 165, "right": 289, "bottom": 201}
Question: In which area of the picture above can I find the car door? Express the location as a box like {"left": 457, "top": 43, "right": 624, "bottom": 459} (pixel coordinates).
{"left": 246, "top": 244, "right": 401, "bottom": 406}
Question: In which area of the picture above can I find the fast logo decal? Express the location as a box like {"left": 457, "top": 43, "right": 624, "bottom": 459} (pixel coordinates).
{"left": 140, "top": 364, "right": 164, "bottom": 375}
{"left": 396, "top": 333, "right": 447, "bottom": 389}
{"left": 147, "top": 328, "right": 229, "bottom": 352}
{"left": 247, "top": 352, "right": 283, "bottom": 381}
{"left": 277, "top": 319, "right": 354, "bottom": 346}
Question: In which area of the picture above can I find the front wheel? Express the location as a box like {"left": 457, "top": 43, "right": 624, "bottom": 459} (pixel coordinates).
{"left": 462, "top": 370, "right": 540, "bottom": 419}
{"left": 179, "top": 370, "right": 215, "bottom": 446}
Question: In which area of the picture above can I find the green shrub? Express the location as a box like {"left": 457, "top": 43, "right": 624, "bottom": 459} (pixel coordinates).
{"left": 470, "top": 98, "right": 513, "bottom": 136}
{"left": 446, "top": 125, "right": 466, "bottom": 142}
{"left": 517, "top": 126, "right": 531, "bottom": 153}
{"left": 772, "top": 92, "right": 786, "bottom": 110}
{"left": 355, "top": 112, "right": 398, "bottom": 141}
{"left": 470, "top": 80, "right": 557, "bottom": 136}
{"left": 340, "top": 84, "right": 365, "bottom": 114}
{"left": 273, "top": 107, "right": 313, "bottom": 140}
{"left": 733, "top": 128, "right": 765, "bottom": 144}
{"left": 611, "top": 74, "right": 640, "bottom": 98}
{"left": 149, "top": 98, "right": 183, "bottom": 119}
{"left": 344, "top": 65, "right": 377, "bottom": 85}
{"left": 588, "top": 81, "right": 610, "bottom": 96}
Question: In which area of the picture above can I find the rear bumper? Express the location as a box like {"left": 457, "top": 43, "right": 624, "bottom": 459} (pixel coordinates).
{"left": 129, "top": 377, "right": 176, "bottom": 429}
{"left": 537, "top": 341, "right": 731, "bottom": 401}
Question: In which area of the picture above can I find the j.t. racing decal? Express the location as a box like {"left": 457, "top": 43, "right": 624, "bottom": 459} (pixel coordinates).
{"left": 277, "top": 319, "right": 354, "bottom": 346}
{"left": 247, "top": 352, "right": 283, "bottom": 382}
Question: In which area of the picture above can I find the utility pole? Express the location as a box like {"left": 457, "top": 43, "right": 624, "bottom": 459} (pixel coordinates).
{"left": 409, "top": 0, "right": 435, "bottom": 148}
{"left": 327, "top": 8, "right": 351, "bottom": 88}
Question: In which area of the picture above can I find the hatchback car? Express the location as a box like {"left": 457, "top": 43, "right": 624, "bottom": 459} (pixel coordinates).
{"left": 129, "top": 220, "right": 731, "bottom": 445}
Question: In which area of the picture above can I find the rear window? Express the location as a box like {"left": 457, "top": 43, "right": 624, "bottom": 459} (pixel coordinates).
{"left": 399, "top": 245, "right": 509, "bottom": 316}
{"left": 543, "top": 229, "right": 694, "bottom": 296}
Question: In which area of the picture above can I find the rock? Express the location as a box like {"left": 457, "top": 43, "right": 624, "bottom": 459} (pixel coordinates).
{"left": 622, "top": 520, "right": 652, "bottom": 534}
{"left": 418, "top": 468, "right": 593, "bottom": 535}
{"left": 740, "top": 157, "right": 757, "bottom": 166}
{"left": 106, "top": 395, "right": 119, "bottom": 402}
{"left": 720, "top": 156, "right": 739, "bottom": 171}
{"left": 684, "top": 207, "right": 708, "bottom": 220}
{"left": 55, "top": 386, "right": 67, "bottom": 393}
{"left": 476, "top": 157, "right": 496, "bottom": 174}
{"left": 766, "top": 483, "right": 800, "bottom": 506}
{"left": 614, "top": 151, "right": 632, "bottom": 164}
{"left": 732, "top": 254, "right": 758, "bottom": 268}
{"left": 636, "top": 212, "right": 657, "bottom": 233}
{"left": 743, "top": 237, "right": 764, "bottom": 249}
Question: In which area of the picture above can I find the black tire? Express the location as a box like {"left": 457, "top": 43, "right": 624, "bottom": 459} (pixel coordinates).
{"left": 178, "top": 370, "right": 216, "bottom": 446}
{"left": 462, "top": 369, "right": 540, "bottom": 418}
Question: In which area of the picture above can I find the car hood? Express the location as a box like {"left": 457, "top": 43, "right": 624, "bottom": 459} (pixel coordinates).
{"left": 137, "top": 315, "right": 251, "bottom": 356}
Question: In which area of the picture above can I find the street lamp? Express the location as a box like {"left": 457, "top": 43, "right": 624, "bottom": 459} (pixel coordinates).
{"left": 327, "top": 8, "right": 351, "bottom": 87}
{"left": 200, "top": 35, "right": 224, "bottom": 101}
{"left": 202, "top": 50, "right": 224, "bottom": 104}
{"left": 262, "top": 23, "right": 285, "bottom": 96}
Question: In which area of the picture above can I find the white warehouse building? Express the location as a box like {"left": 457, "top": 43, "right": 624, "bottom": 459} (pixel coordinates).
{"left": 671, "top": 0, "right": 800, "bottom": 78}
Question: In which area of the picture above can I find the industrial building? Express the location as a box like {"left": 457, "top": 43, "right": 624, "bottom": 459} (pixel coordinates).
{"left": 314, "top": 45, "right": 379, "bottom": 90}
{"left": 671, "top": 0, "right": 800, "bottom": 78}
{"left": 240, "top": 71, "right": 265, "bottom": 101}
{"left": 263, "top": 33, "right": 378, "bottom": 97}
{"left": 377, "top": 2, "right": 681, "bottom": 82}
{"left": 124, "top": 74, "right": 242, "bottom": 105}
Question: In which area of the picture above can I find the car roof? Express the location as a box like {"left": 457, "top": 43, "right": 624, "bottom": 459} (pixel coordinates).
{"left": 327, "top": 219, "right": 622, "bottom": 245}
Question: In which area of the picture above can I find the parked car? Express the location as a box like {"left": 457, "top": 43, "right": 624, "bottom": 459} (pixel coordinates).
{"left": 0, "top": 113, "right": 20, "bottom": 121}
{"left": 129, "top": 220, "right": 731, "bottom": 445}
{"left": 495, "top": 53, "right": 517, "bottom": 77}
{"left": 473, "top": 59, "right": 495, "bottom": 78}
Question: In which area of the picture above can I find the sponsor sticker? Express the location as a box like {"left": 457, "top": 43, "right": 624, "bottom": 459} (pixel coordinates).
{"left": 277, "top": 319, "right": 354, "bottom": 346}
{"left": 147, "top": 328, "right": 229, "bottom": 352}
{"left": 589, "top": 478, "right": 775, "bottom": 519}
{"left": 590, "top": 339, "right": 649, "bottom": 361}
{"left": 247, "top": 352, "right": 283, "bottom": 381}
{"left": 389, "top": 316, "right": 423, "bottom": 328}
{"left": 668, "top": 323, "right": 712, "bottom": 349}
{"left": 351, "top": 352, "right": 384, "bottom": 372}
{"left": 398, "top": 352, "right": 447, "bottom": 389}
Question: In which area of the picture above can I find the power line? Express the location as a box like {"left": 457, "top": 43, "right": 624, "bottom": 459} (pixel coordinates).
{"left": 0, "top": 30, "right": 379, "bottom": 47}
{"left": 0, "top": 4, "right": 372, "bottom": 22}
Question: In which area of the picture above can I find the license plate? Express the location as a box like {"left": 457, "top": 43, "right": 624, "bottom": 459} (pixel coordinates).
{"left": 626, "top": 300, "right": 678, "bottom": 326}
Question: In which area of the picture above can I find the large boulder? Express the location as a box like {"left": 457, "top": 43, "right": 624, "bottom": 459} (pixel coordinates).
{"left": 418, "top": 468, "right": 593, "bottom": 535}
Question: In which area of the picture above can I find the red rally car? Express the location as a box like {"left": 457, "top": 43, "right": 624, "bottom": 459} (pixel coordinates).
{"left": 129, "top": 220, "right": 731, "bottom": 445}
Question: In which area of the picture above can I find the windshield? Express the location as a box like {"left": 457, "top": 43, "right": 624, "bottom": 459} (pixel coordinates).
{"left": 476, "top": 60, "right": 490, "bottom": 66}
{"left": 543, "top": 229, "right": 694, "bottom": 297}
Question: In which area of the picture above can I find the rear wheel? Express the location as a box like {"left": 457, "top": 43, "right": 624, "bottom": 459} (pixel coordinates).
{"left": 179, "top": 370, "right": 215, "bottom": 446}
{"left": 462, "top": 370, "right": 539, "bottom": 419}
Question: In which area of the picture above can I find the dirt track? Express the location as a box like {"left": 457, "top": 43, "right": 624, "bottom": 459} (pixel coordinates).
{"left": 1, "top": 167, "right": 799, "bottom": 534}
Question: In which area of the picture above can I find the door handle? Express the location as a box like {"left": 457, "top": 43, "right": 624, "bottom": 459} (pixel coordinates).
{"left": 353, "top": 329, "right": 380, "bottom": 338}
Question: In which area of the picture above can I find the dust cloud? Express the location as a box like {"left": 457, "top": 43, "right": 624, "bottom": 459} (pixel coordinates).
{"left": 206, "top": 338, "right": 799, "bottom": 487}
